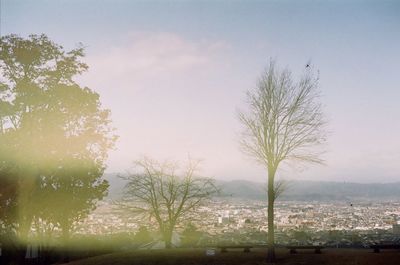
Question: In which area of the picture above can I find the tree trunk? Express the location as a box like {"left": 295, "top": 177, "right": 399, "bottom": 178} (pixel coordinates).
{"left": 61, "top": 223, "right": 71, "bottom": 263}
{"left": 163, "top": 228, "right": 173, "bottom": 249}
{"left": 266, "top": 168, "right": 276, "bottom": 263}
{"left": 16, "top": 222, "right": 31, "bottom": 265}
{"left": 1, "top": 232, "right": 21, "bottom": 265}
{"left": 14, "top": 245, "right": 25, "bottom": 265}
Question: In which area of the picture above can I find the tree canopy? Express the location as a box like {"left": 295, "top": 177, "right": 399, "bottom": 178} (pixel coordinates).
{"left": 0, "top": 34, "right": 116, "bottom": 245}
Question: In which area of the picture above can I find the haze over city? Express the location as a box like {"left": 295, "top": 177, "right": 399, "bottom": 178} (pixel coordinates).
{"left": 3, "top": 0, "right": 400, "bottom": 183}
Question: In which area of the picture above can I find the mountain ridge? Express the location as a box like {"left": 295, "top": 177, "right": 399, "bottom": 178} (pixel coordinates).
{"left": 104, "top": 173, "right": 400, "bottom": 202}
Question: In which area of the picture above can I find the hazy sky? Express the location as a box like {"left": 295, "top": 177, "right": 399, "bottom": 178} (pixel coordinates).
{"left": 2, "top": 0, "right": 400, "bottom": 182}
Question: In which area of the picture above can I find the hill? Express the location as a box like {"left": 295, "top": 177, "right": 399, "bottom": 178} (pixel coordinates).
{"left": 217, "top": 179, "right": 400, "bottom": 202}
{"left": 104, "top": 174, "right": 400, "bottom": 202}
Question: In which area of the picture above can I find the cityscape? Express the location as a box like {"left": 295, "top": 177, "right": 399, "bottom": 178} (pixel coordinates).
{"left": 75, "top": 198, "right": 400, "bottom": 247}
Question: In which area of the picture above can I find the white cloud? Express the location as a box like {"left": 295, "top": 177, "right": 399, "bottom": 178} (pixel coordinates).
{"left": 78, "top": 32, "right": 251, "bottom": 177}
{"left": 83, "top": 31, "right": 230, "bottom": 89}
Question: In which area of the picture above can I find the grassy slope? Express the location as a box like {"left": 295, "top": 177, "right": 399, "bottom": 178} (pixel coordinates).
{"left": 63, "top": 248, "right": 400, "bottom": 265}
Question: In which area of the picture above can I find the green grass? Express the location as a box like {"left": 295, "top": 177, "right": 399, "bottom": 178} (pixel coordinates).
{"left": 63, "top": 248, "right": 400, "bottom": 265}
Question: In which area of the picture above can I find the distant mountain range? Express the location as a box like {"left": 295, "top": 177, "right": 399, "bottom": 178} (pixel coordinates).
{"left": 215, "top": 179, "right": 400, "bottom": 202}
{"left": 104, "top": 174, "right": 400, "bottom": 202}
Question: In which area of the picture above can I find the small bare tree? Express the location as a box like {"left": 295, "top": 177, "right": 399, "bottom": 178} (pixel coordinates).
{"left": 118, "top": 157, "right": 218, "bottom": 248}
{"left": 238, "top": 60, "right": 326, "bottom": 262}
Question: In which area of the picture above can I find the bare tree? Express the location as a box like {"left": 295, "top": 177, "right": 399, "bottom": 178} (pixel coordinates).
{"left": 238, "top": 60, "right": 326, "bottom": 262}
{"left": 118, "top": 157, "right": 218, "bottom": 248}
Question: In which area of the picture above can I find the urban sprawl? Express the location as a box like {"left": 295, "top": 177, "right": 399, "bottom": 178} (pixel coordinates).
{"left": 75, "top": 199, "right": 400, "bottom": 247}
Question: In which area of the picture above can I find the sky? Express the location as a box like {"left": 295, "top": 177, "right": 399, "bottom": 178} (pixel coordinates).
{"left": 2, "top": 0, "right": 400, "bottom": 183}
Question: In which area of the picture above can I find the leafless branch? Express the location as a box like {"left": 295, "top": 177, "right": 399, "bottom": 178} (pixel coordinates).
{"left": 238, "top": 60, "right": 327, "bottom": 171}
{"left": 115, "top": 156, "right": 219, "bottom": 247}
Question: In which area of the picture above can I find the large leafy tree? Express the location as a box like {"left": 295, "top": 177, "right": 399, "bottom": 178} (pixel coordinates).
{"left": 238, "top": 60, "right": 327, "bottom": 262}
{"left": 0, "top": 34, "right": 116, "bottom": 247}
